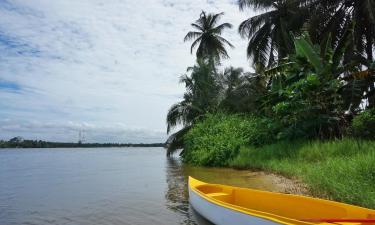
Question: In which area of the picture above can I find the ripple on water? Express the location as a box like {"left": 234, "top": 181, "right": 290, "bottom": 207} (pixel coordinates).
{"left": 0, "top": 148, "right": 283, "bottom": 225}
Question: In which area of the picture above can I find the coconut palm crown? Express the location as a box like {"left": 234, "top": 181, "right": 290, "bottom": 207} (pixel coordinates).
{"left": 184, "top": 11, "right": 234, "bottom": 62}
{"left": 238, "top": 0, "right": 308, "bottom": 67}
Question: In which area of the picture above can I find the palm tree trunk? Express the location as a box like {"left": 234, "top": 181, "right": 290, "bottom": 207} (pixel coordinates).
{"left": 368, "top": 82, "right": 375, "bottom": 108}
{"left": 365, "top": 27, "right": 374, "bottom": 108}
{"left": 365, "top": 28, "right": 373, "bottom": 62}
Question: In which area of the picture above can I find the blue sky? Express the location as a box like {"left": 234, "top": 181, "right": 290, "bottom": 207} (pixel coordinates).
{"left": 0, "top": 0, "right": 255, "bottom": 143}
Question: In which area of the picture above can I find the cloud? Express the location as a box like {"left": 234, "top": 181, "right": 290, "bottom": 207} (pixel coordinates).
{"left": 0, "top": 0, "right": 256, "bottom": 143}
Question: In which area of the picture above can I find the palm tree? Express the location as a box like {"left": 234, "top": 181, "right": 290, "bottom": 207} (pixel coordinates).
{"left": 219, "top": 67, "right": 244, "bottom": 93}
{"left": 331, "top": 0, "right": 374, "bottom": 108}
{"left": 239, "top": 0, "right": 375, "bottom": 107}
{"left": 350, "top": 0, "right": 375, "bottom": 62}
{"left": 184, "top": 11, "right": 234, "bottom": 62}
{"left": 219, "top": 67, "right": 267, "bottom": 113}
{"left": 166, "top": 60, "right": 219, "bottom": 156}
{"left": 306, "top": 0, "right": 375, "bottom": 107}
{"left": 238, "top": 0, "right": 309, "bottom": 67}
{"left": 309, "top": 0, "right": 374, "bottom": 59}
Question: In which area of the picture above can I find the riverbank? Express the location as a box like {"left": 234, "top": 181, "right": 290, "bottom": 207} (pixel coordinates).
{"left": 229, "top": 139, "right": 375, "bottom": 209}
{"left": 179, "top": 113, "right": 375, "bottom": 208}
{"left": 243, "top": 171, "right": 310, "bottom": 196}
{"left": 182, "top": 134, "right": 375, "bottom": 209}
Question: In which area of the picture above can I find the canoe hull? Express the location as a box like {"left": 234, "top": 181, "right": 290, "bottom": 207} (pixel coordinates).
{"left": 189, "top": 177, "right": 375, "bottom": 225}
{"left": 189, "top": 187, "right": 281, "bottom": 225}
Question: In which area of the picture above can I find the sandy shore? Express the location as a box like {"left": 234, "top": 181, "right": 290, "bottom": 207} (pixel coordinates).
{"left": 244, "top": 171, "right": 310, "bottom": 196}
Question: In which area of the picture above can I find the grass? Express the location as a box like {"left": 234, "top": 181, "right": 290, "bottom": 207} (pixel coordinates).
{"left": 229, "top": 139, "right": 375, "bottom": 209}
{"left": 183, "top": 113, "right": 275, "bottom": 166}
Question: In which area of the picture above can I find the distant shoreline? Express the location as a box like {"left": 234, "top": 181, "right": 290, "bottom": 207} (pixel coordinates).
{"left": 0, "top": 138, "right": 165, "bottom": 148}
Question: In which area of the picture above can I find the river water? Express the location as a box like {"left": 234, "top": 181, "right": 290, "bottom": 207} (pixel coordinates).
{"left": 0, "top": 147, "right": 279, "bottom": 225}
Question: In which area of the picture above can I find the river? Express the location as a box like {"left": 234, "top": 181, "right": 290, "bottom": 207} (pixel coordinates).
{"left": 0, "top": 147, "right": 281, "bottom": 225}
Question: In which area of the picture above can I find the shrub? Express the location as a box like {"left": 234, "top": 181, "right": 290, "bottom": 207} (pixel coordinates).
{"left": 183, "top": 113, "right": 277, "bottom": 166}
{"left": 351, "top": 108, "right": 375, "bottom": 139}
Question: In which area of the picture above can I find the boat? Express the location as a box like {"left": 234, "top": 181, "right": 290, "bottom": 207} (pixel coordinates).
{"left": 188, "top": 177, "right": 375, "bottom": 225}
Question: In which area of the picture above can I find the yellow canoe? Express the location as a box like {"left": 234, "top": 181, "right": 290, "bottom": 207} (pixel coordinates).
{"left": 189, "top": 177, "right": 375, "bottom": 225}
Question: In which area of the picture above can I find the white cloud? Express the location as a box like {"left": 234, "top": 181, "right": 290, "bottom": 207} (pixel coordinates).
{"left": 0, "top": 0, "right": 256, "bottom": 143}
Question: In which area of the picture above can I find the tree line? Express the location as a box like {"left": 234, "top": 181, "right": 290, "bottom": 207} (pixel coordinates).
{"left": 0, "top": 137, "right": 165, "bottom": 148}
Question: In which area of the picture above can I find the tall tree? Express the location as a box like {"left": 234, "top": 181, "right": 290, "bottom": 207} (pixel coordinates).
{"left": 184, "top": 11, "right": 234, "bottom": 62}
{"left": 218, "top": 67, "right": 266, "bottom": 113}
{"left": 238, "top": 0, "right": 308, "bottom": 67}
{"left": 308, "top": 0, "right": 375, "bottom": 107}
{"left": 239, "top": 0, "right": 375, "bottom": 107}
{"left": 166, "top": 60, "right": 219, "bottom": 156}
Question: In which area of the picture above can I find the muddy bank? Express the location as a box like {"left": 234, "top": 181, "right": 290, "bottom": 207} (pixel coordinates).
{"left": 244, "top": 171, "right": 310, "bottom": 196}
{"left": 182, "top": 165, "right": 310, "bottom": 196}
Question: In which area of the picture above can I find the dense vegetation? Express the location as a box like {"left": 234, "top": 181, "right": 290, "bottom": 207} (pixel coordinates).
{"left": 183, "top": 113, "right": 276, "bottom": 166}
{"left": 0, "top": 137, "right": 165, "bottom": 148}
{"left": 166, "top": 0, "right": 375, "bottom": 207}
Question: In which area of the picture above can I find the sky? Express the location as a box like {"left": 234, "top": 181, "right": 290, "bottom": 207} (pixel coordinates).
{"left": 0, "top": 0, "right": 256, "bottom": 143}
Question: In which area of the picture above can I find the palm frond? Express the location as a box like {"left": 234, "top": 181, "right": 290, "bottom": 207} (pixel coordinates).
{"left": 184, "top": 31, "right": 202, "bottom": 42}
{"left": 209, "top": 12, "right": 225, "bottom": 28}
{"left": 166, "top": 126, "right": 191, "bottom": 156}
{"left": 166, "top": 102, "right": 187, "bottom": 133}
{"left": 190, "top": 36, "right": 202, "bottom": 54}
{"left": 238, "top": 10, "right": 275, "bottom": 38}
{"left": 238, "top": 0, "right": 275, "bottom": 11}
{"left": 216, "top": 36, "right": 234, "bottom": 48}
{"left": 332, "top": 21, "right": 353, "bottom": 71}
{"left": 246, "top": 22, "right": 272, "bottom": 67}
{"left": 212, "top": 23, "right": 233, "bottom": 34}
{"left": 191, "top": 23, "right": 204, "bottom": 32}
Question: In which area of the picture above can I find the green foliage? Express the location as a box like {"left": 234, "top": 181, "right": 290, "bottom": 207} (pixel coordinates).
{"left": 168, "top": 6, "right": 375, "bottom": 154}
{"left": 166, "top": 62, "right": 267, "bottom": 155}
{"left": 264, "top": 34, "right": 347, "bottom": 140}
{"left": 240, "top": 0, "right": 375, "bottom": 108}
{"left": 183, "top": 113, "right": 277, "bottom": 166}
{"left": 218, "top": 67, "right": 267, "bottom": 113}
{"left": 351, "top": 108, "right": 375, "bottom": 139}
{"left": 165, "top": 4, "right": 375, "bottom": 209}
{"left": 165, "top": 126, "right": 191, "bottom": 156}
{"left": 239, "top": 0, "right": 375, "bottom": 76}
{"left": 166, "top": 60, "right": 219, "bottom": 155}
{"left": 229, "top": 139, "right": 375, "bottom": 208}
{"left": 166, "top": 3, "right": 375, "bottom": 210}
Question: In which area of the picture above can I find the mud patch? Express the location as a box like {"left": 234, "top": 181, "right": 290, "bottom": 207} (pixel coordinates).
{"left": 245, "top": 171, "right": 310, "bottom": 196}
{"left": 182, "top": 165, "right": 310, "bottom": 196}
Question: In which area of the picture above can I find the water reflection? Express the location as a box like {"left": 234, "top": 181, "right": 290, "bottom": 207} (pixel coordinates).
{"left": 164, "top": 155, "right": 285, "bottom": 225}
{"left": 165, "top": 156, "right": 212, "bottom": 225}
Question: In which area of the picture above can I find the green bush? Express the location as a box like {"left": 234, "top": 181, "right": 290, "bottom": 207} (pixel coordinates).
{"left": 351, "top": 108, "right": 375, "bottom": 139}
{"left": 183, "top": 113, "right": 276, "bottom": 166}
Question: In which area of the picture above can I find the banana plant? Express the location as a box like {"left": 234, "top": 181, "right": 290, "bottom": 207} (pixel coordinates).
{"left": 262, "top": 33, "right": 359, "bottom": 139}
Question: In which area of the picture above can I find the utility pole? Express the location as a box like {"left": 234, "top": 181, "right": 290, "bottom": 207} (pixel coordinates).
{"left": 78, "top": 128, "right": 85, "bottom": 145}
